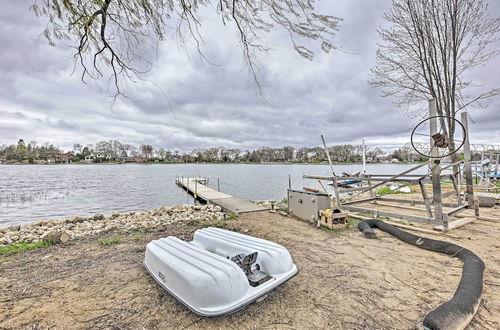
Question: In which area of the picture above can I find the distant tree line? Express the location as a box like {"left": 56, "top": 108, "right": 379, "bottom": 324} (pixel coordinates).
{"left": 0, "top": 138, "right": 428, "bottom": 164}
{"left": 0, "top": 139, "right": 62, "bottom": 163}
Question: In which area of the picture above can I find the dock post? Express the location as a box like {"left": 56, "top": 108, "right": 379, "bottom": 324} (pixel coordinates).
{"left": 194, "top": 179, "right": 198, "bottom": 199}
{"left": 430, "top": 99, "right": 446, "bottom": 230}
{"left": 461, "top": 112, "right": 474, "bottom": 209}
{"left": 368, "top": 175, "right": 375, "bottom": 198}
{"left": 217, "top": 178, "right": 220, "bottom": 192}
{"left": 362, "top": 138, "right": 366, "bottom": 175}
{"left": 495, "top": 154, "right": 499, "bottom": 179}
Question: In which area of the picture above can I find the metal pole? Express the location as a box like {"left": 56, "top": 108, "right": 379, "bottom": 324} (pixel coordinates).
{"left": 461, "top": 112, "right": 474, "bottom": 209}
{"left": 419, "top": 180, "right": 433, "bottom": 218}
{"left": 430, "top": 99, "right": 446, "bottom": 229}
{"left": 194, "top": 179, "right": 197, "bottom": 199}
{"left": 486, "top": 152, "right": 492, "bottom": 192}
{"left": 495, "top": 154, "right": 499, "bottom": 177}
{"left": 321, "top": 135, "right": 340, "bottom": 204}
{"left": 362, "top": 138, "right": 366, "bottom": 175}
{"left": 321, "top": 135, "right": 337, "bottom": 176}
{"left": 288, "top": 174, "right": 291, "bottom": 190}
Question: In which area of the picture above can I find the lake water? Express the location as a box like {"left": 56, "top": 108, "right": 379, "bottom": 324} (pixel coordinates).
{"left": 0, "top": 163, "right": 429, "bottom": 227}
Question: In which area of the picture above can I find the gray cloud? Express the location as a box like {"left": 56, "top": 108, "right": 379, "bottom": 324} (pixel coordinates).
{"left": 0, "top": 1, "right": 499, "bottom": 152}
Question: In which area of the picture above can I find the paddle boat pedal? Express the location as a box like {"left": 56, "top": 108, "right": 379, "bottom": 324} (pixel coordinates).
{"left": 144, "top": 227, "right": 298, "bottom": 316}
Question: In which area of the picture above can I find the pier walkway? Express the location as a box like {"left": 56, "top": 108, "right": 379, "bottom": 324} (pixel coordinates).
{"left": 175, "top": 178, "right": 267, "bottom": 214}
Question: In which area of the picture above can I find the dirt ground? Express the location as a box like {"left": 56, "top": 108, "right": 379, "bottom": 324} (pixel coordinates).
{"left": 1, "top": 205, "right": 499, "bottom": 329}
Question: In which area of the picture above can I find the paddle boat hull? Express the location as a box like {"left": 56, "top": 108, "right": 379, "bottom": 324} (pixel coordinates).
{"left": 144, "top": 227, "right": 298, "bottom": 316}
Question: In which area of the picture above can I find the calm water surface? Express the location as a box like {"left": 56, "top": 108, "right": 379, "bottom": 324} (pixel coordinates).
{"left": 0, "top": 164, "right": 428, "bottom": 226}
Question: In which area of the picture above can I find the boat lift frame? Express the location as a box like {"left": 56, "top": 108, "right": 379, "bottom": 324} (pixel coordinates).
{"left": 305, "top": 101, "right": 478, "bottom": 231}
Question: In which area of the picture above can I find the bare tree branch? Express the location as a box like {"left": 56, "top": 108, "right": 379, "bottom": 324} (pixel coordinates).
{"left": 370, "top": 0, "right": 499, "bottom": 120}
{"left": 30, "top": 0, "right": 342, "bottom": 99}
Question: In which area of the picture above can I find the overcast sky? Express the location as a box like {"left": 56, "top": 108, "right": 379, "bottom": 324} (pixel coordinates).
{"left": 1, "top": 1, "right": 499, "bottom": 152}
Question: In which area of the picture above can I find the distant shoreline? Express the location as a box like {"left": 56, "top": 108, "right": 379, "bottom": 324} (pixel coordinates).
{"left": 0, "top": 161, "right": 424, "bottom": 166}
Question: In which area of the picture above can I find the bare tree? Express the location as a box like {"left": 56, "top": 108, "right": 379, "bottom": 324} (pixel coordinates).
{"left": 370, "top": 0, "right": 500, "bottom": 154}
{"left": 31, "top": 0, "right": 341, "bottom": 98}
{"left": 141, "top": 144, "right": 154, "bottom": 159}
{"left": 73, "top": 143, "right": 82, "bottom": 154}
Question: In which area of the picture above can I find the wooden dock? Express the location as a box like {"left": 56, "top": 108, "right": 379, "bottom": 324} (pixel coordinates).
{"left": 175, "top": 178, "right": 267, "bottom": 214}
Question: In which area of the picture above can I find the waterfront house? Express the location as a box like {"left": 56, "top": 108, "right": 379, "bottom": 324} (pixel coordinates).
{"left": 39, "top": 153, "right": 72, "bottom": 164}
{"left": 83, "top": 154, "right": 96, "bottom": 163}
{"left": 122, "top": 156, "right": 147, "bottom": 163}
{"left": 0, "top": 154, "right": 6, "bottom": 164}
{"left": 306, "top": 151, "right": 318, "bottom": 162}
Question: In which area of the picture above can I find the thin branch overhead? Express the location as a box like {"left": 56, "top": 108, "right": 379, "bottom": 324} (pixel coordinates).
{"left": 30, "top": 0, "right": 342, "bottom": 98}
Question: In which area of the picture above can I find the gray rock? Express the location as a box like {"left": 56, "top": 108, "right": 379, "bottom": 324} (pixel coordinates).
{"left": 93, "top": 214, "right": 104, "bottom": 221}
{"left": 45, "top": 220, "right": 56, "bottom": 227}
{"left": 60, "top": 232, "right": 70, "bottom": 243}
{"left": 40, "top": 230, "right": 61, "bottom": 243}
{"left": 0, "top": 236, "right": 13, "bottom": 245}
{"left": 73, "top": 216, "right": 85, "bottom": 223}
{"left": 8, "top": 225, "right": 21, "bottom": 232}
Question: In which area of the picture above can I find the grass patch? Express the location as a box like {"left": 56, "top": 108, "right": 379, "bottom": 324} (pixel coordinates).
{"left": 133, "top": 229, "right": 145, "bottom": 241}
{"left": 376, "top": 186, "right": 413, "bottom": 195}
{"left": 319, "top": 226, "right": 345, "bottom": 234}
{"left": 0, "top": 240, "right": 56, "bottom": 256}
{"left": 98, "top": 237, "right": 123, "bottom": 246}
{"left": 280, "top": 197, "right": 288, "bottom": 204}
{"left": 227, "top": 213, "right": 238, "bottom": 220}
{"left": 347, "top": 218, "right": 361, "bottom": 227}
{"left": 200, "top": 220, "right": 229, "bottom": 229}
{"left": 0, "top": 258, "right": 6, "bottom": 265}
{"left": 187, "top": 219, "right": 201, "bottom": 226}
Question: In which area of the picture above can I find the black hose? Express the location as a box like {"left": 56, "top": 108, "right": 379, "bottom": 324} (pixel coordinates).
{"left": 358, "top": 219, "right": 484, "bottom": 330}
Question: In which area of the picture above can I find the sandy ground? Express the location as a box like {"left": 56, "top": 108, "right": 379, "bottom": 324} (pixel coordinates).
{"left": 1, "top": 206, "right": 499, "bottom": 329}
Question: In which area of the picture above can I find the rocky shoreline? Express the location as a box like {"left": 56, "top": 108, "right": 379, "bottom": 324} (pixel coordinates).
{"left": 0, "top": 204, "right": 226, "bottom": 246}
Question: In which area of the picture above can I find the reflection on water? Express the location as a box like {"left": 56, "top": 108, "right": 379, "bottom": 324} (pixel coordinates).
{"left": 0, "top": 163, "right": 428, "bottom": 226}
